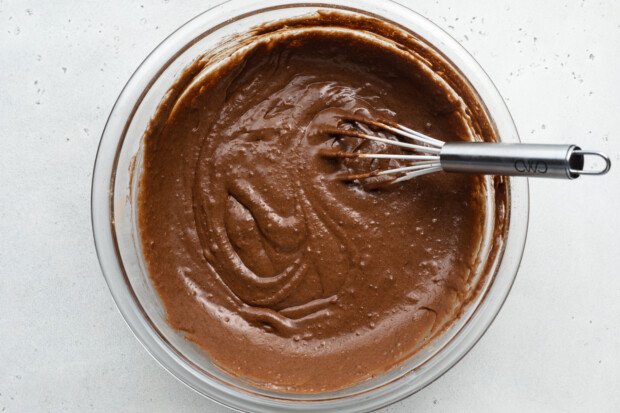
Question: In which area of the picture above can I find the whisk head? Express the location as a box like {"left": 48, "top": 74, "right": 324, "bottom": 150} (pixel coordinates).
{"left": 319, "top": 116, "right": 445, "bottom": 184}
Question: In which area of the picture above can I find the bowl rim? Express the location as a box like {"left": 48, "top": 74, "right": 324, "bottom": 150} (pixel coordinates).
{"left": 91, "top": 1, "right": 529, "bottom": 411}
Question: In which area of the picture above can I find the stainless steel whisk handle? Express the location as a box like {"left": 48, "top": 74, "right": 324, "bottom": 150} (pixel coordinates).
{"left": 440, "top": 143, "right": 611, "bottom": 179}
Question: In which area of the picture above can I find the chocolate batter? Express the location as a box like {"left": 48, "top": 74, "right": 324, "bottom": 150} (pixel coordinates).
{"left": 138, "top": 13, "right": 506, "bottom": 393}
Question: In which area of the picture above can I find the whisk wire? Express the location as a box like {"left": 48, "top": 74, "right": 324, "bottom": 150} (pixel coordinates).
{"left": 322, "top": 117, "right": 443, "bottom": 184}
{"left": 324, "top": 128, "right": 441, "bottom": 154}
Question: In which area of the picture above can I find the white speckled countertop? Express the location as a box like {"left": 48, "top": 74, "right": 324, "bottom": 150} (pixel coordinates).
{"left": 1, "top": 1, "right": 619, "bottom": 411}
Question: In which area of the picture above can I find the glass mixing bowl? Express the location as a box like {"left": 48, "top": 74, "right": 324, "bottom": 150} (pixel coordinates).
{"left": 92, "top": 1, "right": 529, "bottom": 411}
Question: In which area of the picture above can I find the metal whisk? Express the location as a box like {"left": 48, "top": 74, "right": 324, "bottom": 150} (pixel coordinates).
{"left": 320, "top": 117, "right": 611, "bottom": 184}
